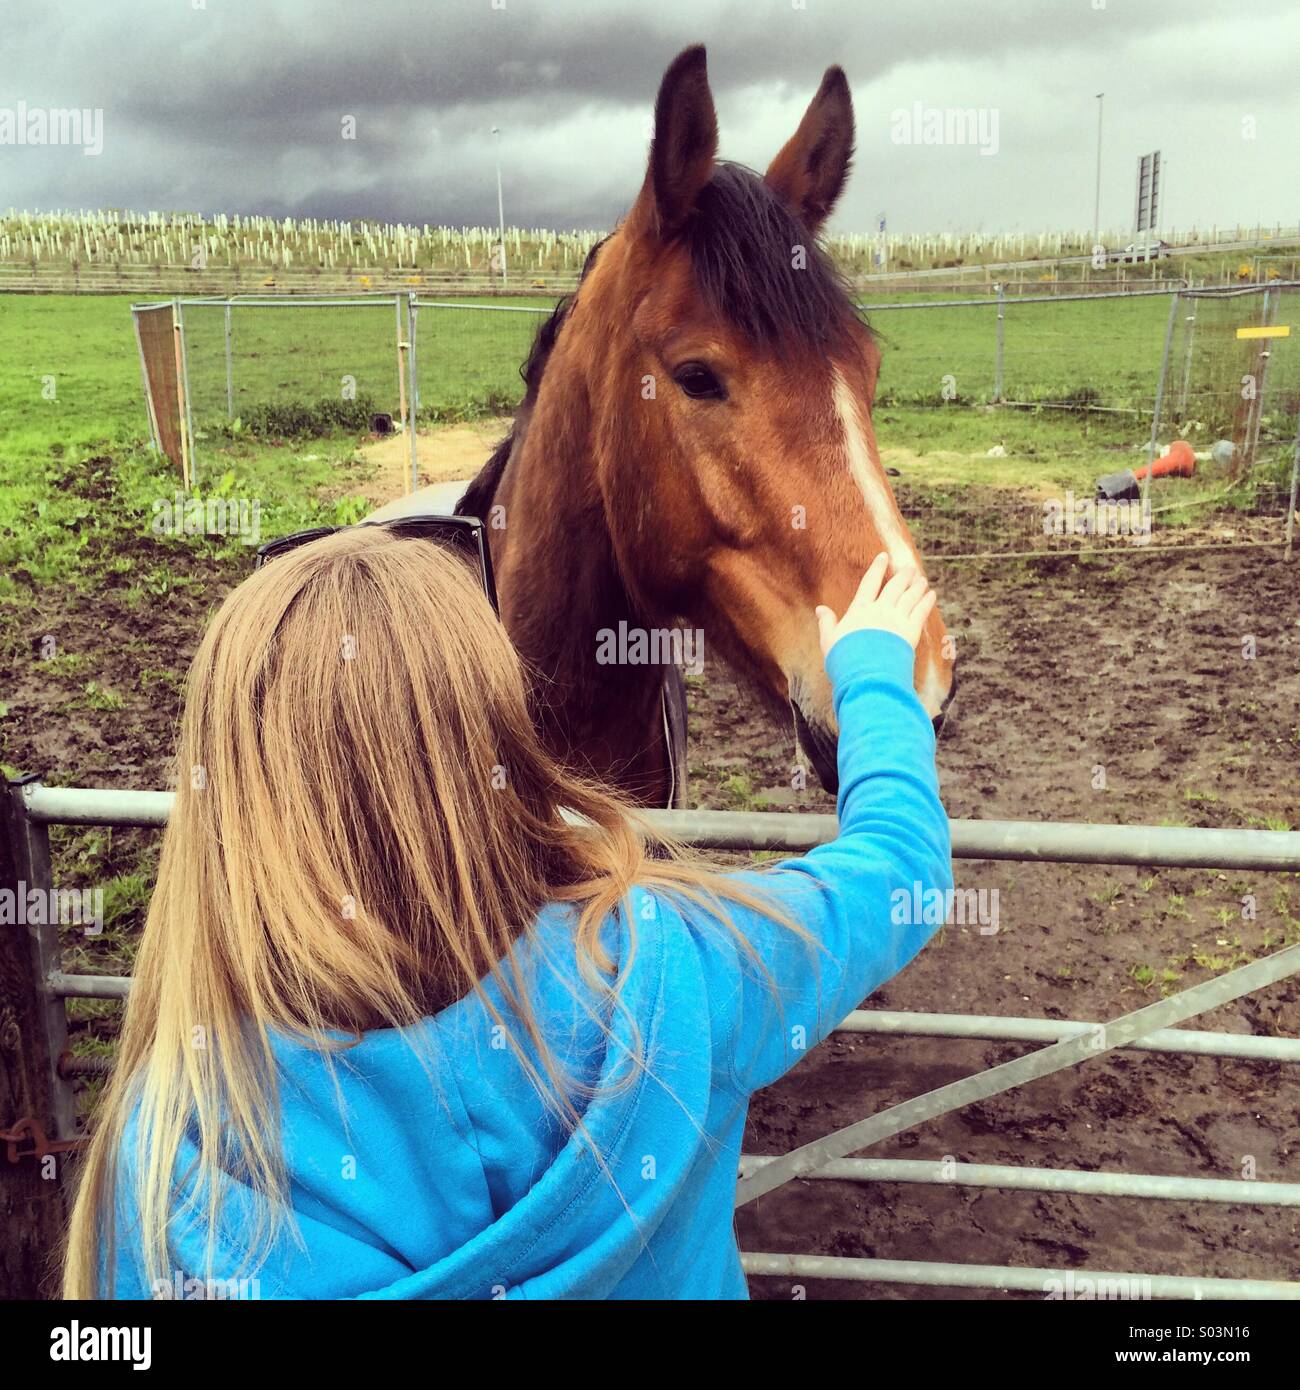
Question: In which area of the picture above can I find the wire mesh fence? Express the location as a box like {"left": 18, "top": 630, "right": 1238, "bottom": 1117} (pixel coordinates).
{"left": 135, "top": 288, "right": 1300, "bottom": 554}
{"left": 179, "top": 296, "right": 406, "bottom": 428}
{"left": 1165, "top": 285, "right": 1300, "bottom": 452}
{"left": 865, "top": 289, "right": 1176, "bottom": 413}
{"left": 411, "top": 288, "right": 1185, "bottom": 418}
{"left": 413, "top": 299, "right": 549, "bottom": 421}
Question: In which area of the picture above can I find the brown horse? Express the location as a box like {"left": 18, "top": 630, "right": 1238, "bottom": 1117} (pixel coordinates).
{"left": 373, "top": 45, "right": 954, "bottom": 805}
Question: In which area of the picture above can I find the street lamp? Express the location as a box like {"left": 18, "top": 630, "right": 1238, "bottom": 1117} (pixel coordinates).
{"left": 1093, "top": 93, "right": 1104, "bottom": 248}
{"left": 491, "top": 126, "right": 507, "bottom": 289}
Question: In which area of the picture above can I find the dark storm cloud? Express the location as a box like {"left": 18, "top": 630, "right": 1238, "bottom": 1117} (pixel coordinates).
{"left": 4, "top": 0, "right": 1300, "bottom": 232}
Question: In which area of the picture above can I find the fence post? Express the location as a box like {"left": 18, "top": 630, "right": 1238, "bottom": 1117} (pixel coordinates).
{"left": 0, "top": 777, "right": 75, "bottom": 1298}
{"left": 170, "top": 300, "right": 191, "bottom": 491}
{"left": 407, "top": 293, "right": 420, "bottom": 494}
{"left": 1243, "top": 288, "right": 1275, "bottom": 471}
{"left": 224, "top": 300, "right": 234, "bottom": 420}
{"left": 395, "top": 295, "right": 407, "bottom": 431}
{"left": 1142, "top": 291, "right": 1181, "bottom": 510}
{"left": 176, "top": 298, "right": 198, "bottom": 486}
{"left": 994, "top": 283, "right": 1005, "bottom": 403}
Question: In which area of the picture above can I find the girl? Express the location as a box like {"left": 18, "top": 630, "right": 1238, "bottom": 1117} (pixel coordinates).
{"left": 64, "top": 529, "right": 950, "bottom": 1300}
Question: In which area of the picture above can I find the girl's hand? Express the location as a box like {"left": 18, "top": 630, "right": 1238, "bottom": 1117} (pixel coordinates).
{"left": 815, "top": 553, "right": 937, "bottom": 658}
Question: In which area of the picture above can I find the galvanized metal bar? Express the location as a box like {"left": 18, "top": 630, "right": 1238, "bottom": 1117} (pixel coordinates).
{"left": 647, "top": 808, "right": 1300, "bottom": 871}
{"left": 25, "top": 786, "right": 172, "bottom": 827}
{"left": 947, "top": 815, "right": 1300, "bottom": 869}
{"left": 837, "top": 1009, "right": 1300, "bottom": 1061}
{"left": 856, "top": 280, "right": 1195, "bottom": 308}
{"left": 415, "top": 300, "right": 551, "bottom": 314}
{"left": 407, "top": 293, "right": 420, "bottom": 494}
{"left": 741, "top": 1253, "right": 1300, "bottom": 1300}
{"left": 735, "top": 940, "right": 1300, "bottom": 1207}
{"left": 739, "top": 1155, "right": 1300, "bottom": 1205}
{"left": 1176, "top": 302, "right": 1197, "bottom": 419}
{"left": 178, "top": 296, "right": 400, "bottom": 308}
{"left": 20, "top": 788, "right": 1300, "bottom": 871}
{"left": 1182, "top": 278, "right": 1300, "bottom": 299}
{"left": 858, "top": 280, "right": 1300, "bottom": 313}
{"left": 49, "top": 971, "right": 131, "bottom": 1001}
{"left": 395, "top": 294, "right": 406, "bottom": 431}
{"left": 1243, "top": 287, "right": 1275, "bottom": 469}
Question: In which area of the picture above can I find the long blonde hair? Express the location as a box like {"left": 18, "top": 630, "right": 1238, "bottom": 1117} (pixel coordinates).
{"left": 64, "top": 526, "right": 798, "bottom": 1297}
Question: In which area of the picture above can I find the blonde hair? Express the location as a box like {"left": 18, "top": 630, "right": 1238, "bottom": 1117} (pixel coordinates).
{"left": 64, "top": 526, "right": 797, "bottom": 1297}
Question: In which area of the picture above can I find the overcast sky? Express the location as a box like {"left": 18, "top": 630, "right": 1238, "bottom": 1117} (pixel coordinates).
{"left": 3, "top": 0, "right": 1298, "bottom": 237}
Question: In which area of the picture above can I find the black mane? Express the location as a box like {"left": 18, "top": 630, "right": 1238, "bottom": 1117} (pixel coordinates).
{"left": 687, "top": 161, "right": 864, "bottom": 352}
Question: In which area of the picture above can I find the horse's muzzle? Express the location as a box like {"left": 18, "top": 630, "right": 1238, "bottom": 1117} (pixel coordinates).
{"left": 791, "top": 699, "right": 840, "bottom": 796}
{"left": 931, "top": 666, "right": 958, "bottom": 739}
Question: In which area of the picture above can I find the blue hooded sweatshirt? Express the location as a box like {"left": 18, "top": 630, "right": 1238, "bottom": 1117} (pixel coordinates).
{"left": 107, "top": 628, "right": 951, "bottom": 1300}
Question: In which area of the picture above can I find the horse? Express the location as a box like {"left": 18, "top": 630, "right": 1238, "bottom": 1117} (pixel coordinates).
{"left": 370, "top": 45, "right": 955, "bottom": 806}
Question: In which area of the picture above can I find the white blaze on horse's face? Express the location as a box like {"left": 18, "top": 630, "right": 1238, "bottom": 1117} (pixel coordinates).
{"left": 831, "top": 365, "right": 951, "bottom": 719}
{"left": 832, "top": 366, "right": 914, "bottom": 574}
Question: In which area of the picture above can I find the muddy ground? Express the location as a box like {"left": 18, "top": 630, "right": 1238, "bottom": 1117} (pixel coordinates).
{"left": 4, "top": 457, "right": 1298, "bottom": 1297}
{"left": 351, "top": 417, "right": 513, "bottom": 507}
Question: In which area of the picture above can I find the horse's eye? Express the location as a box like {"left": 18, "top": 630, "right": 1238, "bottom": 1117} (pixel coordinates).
{"left": 672, "top": 362, "right": 725, "bottom": 400}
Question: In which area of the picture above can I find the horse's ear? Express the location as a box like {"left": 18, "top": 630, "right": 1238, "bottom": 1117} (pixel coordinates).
{"left": 764, "top": 66, "right": 854, "bottom": 234}
{"left": 630, "top": 45, "right": 718, "bottom": 240}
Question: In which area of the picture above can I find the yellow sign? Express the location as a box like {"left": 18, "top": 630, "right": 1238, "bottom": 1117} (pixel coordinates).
{"left": 1236, "top": 325, "right": 1291, "bottom": 339}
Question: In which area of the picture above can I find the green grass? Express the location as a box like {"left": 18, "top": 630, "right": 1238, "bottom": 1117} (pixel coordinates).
{"left": 0, "top": 293, "right": 397, "bottom": 1033}
{"left": 413, "top": 291, "right": 1173, "bottom": 419}
{"left": 0, "top": 294, "right": 387, "bottom": 598}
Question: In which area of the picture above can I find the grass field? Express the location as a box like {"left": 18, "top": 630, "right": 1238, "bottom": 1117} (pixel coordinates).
{"left": 3, "top": 289, "right": 1294, "bottom": 602}
{"left": 412, "top": 291, "right": 1177, "bottom": 418}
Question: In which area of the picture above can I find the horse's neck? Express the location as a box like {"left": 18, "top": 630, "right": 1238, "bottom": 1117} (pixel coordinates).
{"left": 493, "top": 383, "right": 671, "bottom": 801}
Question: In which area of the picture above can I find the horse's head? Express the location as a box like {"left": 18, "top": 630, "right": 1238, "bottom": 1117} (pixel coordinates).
{"left": 562, "top": 46, "right": 954, "bottom": 791}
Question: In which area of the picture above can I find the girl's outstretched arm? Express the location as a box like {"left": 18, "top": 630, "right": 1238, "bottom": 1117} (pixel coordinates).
{"left": 689, "top": 558, "right": 953, "bottom": 1096}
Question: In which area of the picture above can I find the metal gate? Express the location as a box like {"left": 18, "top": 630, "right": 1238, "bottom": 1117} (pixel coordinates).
{"left": 5, "top": 779, "right": 1300, "bottom": 1298}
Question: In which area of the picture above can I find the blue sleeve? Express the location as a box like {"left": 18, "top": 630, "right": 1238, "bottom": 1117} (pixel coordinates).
{"left": 693, "top": 628, "right": 952, "bottom": 1097}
